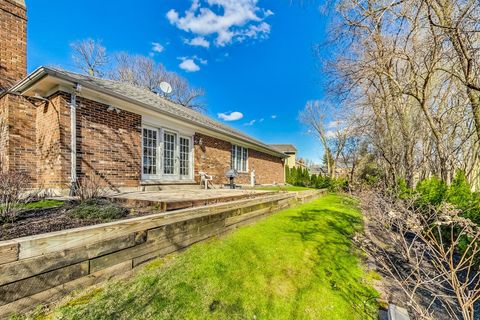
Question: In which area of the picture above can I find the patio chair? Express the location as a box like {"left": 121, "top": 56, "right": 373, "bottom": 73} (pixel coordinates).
{"left": 199, "top": 171, "right": 214, "bottom": 190}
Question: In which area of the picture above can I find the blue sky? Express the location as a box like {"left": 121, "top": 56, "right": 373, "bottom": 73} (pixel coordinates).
{"left": 27, "top": 0, "right": 328, "bottom": 163}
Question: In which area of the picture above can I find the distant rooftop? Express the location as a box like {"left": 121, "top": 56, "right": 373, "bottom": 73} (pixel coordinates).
{"left": 269, "top": 144, "right": 297, "bottom": 153}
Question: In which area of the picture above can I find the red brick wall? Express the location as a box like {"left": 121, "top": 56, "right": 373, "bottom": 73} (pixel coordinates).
{"left": 0, "top": 91, "right": 282, "bottom": 190}
{"left": 36, "top": 93, "right": 71, "bottom": 188}
{"left": 194, "top": 133, "right": 231, "bottom": 185}
{"left": 0, "top": 95, "right": 9, "bottom": 170}
{"left": 0, "top": 94, "right": 37, "bottom": 184}
{"left": 194, "top": 133, "right": 285, "bottom": 186}
{"left": 72, "top": 94, "right": 142, "bottom": 189}
{"left": 0, "top": 0, "right": 27, "bottom": 91}
{"left": 0, "top": 92, "right": 142, "bottom": 190}
{"left": 242, "top": 148, "right": 285, "bottom": 185}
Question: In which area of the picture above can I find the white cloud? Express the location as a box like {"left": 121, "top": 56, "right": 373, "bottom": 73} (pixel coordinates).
{"left": 326, "top": 130, "right": 336, "bottom": 138}
{"left": 185, "top": 36, "right": 210, "bottom": 48}
{"left": 178, "top": 56, "right": 207, "bottom": 72}
{"left": 271, "top": 115, "right": 277, "bottom": 119}
{"left": 218, "top": 111, "right": 244, "bottom": 121}
{"left": 195, "top": 56, "right": 208, "bottom": 64}
{"left": 179, "top": 59, "right": 200, "bottom": 72}
{"left": 244, "top": 119, "right": 257, "bottom": 126}
{"left": 259, "top": 118, "right": 264, "bottom": 122}
{"left": 151, "top": 42, "right": 164, "bottom": 53}
{"left": 327, "top": 120, "right": 342, "bottom": 128}
{"left": 166, "top": 0, "right": 273, "bottom": 47}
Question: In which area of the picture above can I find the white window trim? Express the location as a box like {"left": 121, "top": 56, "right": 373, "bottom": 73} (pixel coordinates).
{"left": 231, "top": 144, "right": 249, "bottom": 173}
{"left": 141, "top": 125, "right": 194, "bottom": 182}
{"left": 141, "top": 126, "right": 161, "bottom": 180}
{"left": 179, "top": 135, "right": 193, "bottom": 180}
{"left": 162, "top": 129, "right": 177, "bottom": 177}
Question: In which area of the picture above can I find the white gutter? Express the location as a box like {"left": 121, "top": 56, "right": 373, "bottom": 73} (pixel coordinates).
{"left": 69, "top": 92, "right": 77, "bottom": 196}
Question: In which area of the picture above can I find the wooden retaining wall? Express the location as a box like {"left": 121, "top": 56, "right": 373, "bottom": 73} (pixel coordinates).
{"left": 0, "top": 190, "right": 323, "bottom": 318}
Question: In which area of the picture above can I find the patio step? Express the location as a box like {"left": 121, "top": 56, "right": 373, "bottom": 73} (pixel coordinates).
{"left": 108, "top": 190, "right": 279, "bottom": 211}
{"left": 142, "top": 184, "right": 199, "bottom": 192}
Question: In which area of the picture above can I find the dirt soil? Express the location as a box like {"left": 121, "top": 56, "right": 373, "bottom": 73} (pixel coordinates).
{"left": 0, "top": 205, "right": 155, "bottom": 241}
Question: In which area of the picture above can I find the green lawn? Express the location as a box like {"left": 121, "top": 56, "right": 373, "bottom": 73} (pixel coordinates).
{"left": 29, "top": 194, "right": 378, "bottom": 320}
{"left": 255, "top": 185, "right": 315, "bottom": 192}
{"left": 0, "top": 199, "right": 64, "bottom": 213}
{"left": 22, "top": 199, "right": 64, "bottom": 209}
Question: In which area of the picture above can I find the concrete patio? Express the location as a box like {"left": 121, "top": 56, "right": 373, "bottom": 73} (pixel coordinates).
{"left": 108, "top": 188, "right": 277, "bottom": 211}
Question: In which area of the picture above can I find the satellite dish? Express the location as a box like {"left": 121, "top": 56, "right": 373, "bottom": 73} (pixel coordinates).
{"left": 159, "top": 81, "right": 173, "bottom": 94}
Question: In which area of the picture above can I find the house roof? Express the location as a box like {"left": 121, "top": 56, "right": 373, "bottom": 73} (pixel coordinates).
{"left": 269, "top": 144, "right": 297, "bottom": 153}
{"left": 11, "top": 67, "right": 286, "bottom": 158}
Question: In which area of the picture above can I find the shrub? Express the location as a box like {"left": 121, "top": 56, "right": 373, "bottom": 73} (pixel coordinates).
{"left": 446, "top": 171, "right": 480, "bottom": 223}
{"left": 396, "top": 178, "right": 415, "bottom": 200}
{"left": 415, "top": 176, "right": 447, "bottom": 207}
{"left": 74, "top": 175, "right": 105, "bottom": 201}
{"left": 356, "top": 159, "right": 383, "bottom": 186}
{"left": 317, "top": 175, "right": 331, "bottom": 189}
{"left": 446, "top": 171, "right": 473, "bottom": 209}
{"left": 328, "top": 177, "right": 349, "bottom": 192}
{"left": 69, "top": 199, "right": 128, "bottom": 221}
{"left": 310, "top": 174, "right": 318, "bottom": 188}
{"left": 0, "top": 171, "right": 29, "bottom": 221}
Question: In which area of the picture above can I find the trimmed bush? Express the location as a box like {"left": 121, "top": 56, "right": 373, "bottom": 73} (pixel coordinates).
{"left": 69, "top": 199, "right": 128, "bottom": 221}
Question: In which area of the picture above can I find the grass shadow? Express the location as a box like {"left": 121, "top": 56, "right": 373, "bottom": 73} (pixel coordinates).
{"left": 285, "top": 206, "right": 378, "bottom": 319}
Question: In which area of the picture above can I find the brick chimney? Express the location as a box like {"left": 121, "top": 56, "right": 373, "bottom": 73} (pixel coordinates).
{"left": 0, "top": 0, "right": 27, "bottom": 91}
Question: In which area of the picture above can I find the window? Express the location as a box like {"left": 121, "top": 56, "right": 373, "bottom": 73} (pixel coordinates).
{"left": 231, "top": 145, "right": 248, "bottom": 172}
{"left": 143, "top": 128, "right": 157, "bottom": 175}
{"left": 180, "top": 137, "right": 190, "bottom": 176}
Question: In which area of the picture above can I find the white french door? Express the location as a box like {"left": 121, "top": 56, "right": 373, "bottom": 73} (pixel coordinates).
{"left": 179, "top": 136, "right": 192, "bottom": 180}
{"left": 142, "top": 127, "right": 193, "bottom": 182}
{"left": 142, "top": 128, "right": 159, "bottom": 180}
{"left": 162, "top": 131, "right": 177, "bottom": 180}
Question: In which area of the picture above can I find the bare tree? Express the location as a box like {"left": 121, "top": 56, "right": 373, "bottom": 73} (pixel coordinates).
{"left": 110, "top": 53, "right": 205, "bottom": 110}
{"left": 321, "top": 0, "right": 480, "bottom": 188}
{"left": 425, "top": 0, "right": 480, "bottom": 142}
{"left": 70, "top": 39, "right": 108, "bottom": 77}
{"left": 70, "top": 40, "right": 206, "bottom": 110}
{"left": 110, "top": 53, "right": 166, "bottom": 91}
{"left": 359, "top": 190, "right": 480, "bottom": 320}
{"left": 165, "top": 72, "right": 205, "bottom": 111}
{"left": 300, "top": 100, "right": 337, "bottom": 177}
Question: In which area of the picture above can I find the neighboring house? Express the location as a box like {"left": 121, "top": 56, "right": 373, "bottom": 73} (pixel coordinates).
{"left": 295, "top": 158, "right": 308, "bottom": 169}
{"left": 308, "top": 165, "right": 324, "bottom": 175}
{"left": 269, "top": 144, "right": 297, "bottom": 169}
{"left": 0, "top": 0, "right": 286, "bottom": 193}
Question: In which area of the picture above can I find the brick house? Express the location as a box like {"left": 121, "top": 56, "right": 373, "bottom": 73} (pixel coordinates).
{"left": 0, "top": 0, "right": 286, "bottom": 193}
{"left": 269, "top": 144, "right": 297, "bottom": 169}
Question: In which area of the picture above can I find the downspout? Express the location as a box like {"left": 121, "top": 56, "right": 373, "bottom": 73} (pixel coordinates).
{"left": 69, "top": 91, "right": 77, "bottom": 196}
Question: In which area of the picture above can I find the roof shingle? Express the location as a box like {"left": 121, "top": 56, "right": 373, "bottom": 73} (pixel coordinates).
{"left": 269, "top": 144, "right": 297, "bottom": 153}
{"left": 14, "top": 67, "right": 285, "bottom": 158}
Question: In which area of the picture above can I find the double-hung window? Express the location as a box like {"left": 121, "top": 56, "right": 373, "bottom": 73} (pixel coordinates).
{"left": 231, "top": 145, "right": 248, "bottom": 172}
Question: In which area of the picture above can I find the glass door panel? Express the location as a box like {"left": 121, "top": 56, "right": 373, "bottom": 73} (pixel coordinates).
{"left": 142, "top": 128, "right": 158, "bottom": 177}
{"left": 179, "top": 137, "right": 191, "bottom": 179}
{"left": 163, "top": 131, "right": 176, "bottom": 176}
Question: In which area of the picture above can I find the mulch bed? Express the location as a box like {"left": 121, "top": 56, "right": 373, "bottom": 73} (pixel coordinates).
{"left": 0, "top": 205, "right": 155, "bottom": 241}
